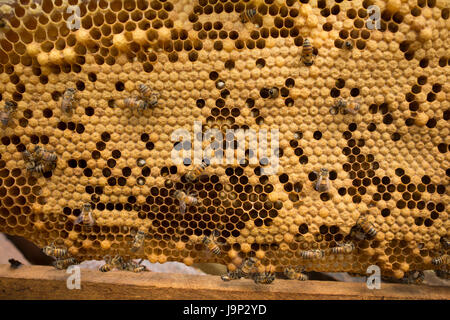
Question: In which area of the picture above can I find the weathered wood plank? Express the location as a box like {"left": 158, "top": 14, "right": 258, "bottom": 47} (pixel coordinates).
{"left": 0, "top": 265, "right": 448, "bottom": 300}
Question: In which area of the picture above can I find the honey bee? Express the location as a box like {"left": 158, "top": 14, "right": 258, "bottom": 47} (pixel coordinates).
{"left": 0, "top": 101, "right": 17, "bottom": 126}
{"left": 301, "top": 249, "right": 325, "bottom": 260}
{"left": 301, "top": 38, "right": 314, "bottom": 66}
{"left": 130, "top": 230, "right": 146, "bottom": 253}
{"left": 356, "top": 216, "right": 377, "bottom": 239}
{"left": 27, "top": 161, "right": 55, "bottom": 174}
{"left": 330, "top": 242, "right": 355, "bottom": 255}
{"left": 401, "top": 270, "right": 425, "bottom": 285}
{"left": 99, "top": 255, "right": 124, "bottom": 272}
{"left": 314, "top": 168, "right": 330, "bottom": 192}
{"left": 238, "top": 257, "right": 257, "bottom": 279}
{"left": 174, "top": 189, "right": 198, "bottom": 214}
{"left": 202, "top": 230, "right": 222, "bottom": 256}
{"left": 138, "top": 84, "right": 160, "bottom": 108}
{"left": 185, "top": 159, "right": 209, "bottom": 183}
{"left": 61, "top": 88, "right": 77, "bottom": 113}
{"left": 253, "top": 271, "right": 275, "bottom": 285}
{"left": 53, "top": 257, "right": 78, "bottom": 270}
{"left": 124, "top": 96, "right": 149, "bottom": 111}
{"left": 432, "top": 254, "right": 449, "bottom": 266}
{"left": 34, "top": 146, "right": 57, "bottom": 163}
{"left": 284, "top": 267, "right": 308, "bottom": 281}
{"left": 74, "top": 203, "right": 95, "bottom": 229}
{"left": 124, "top": 259, "right": 147, "bottom": 273}
{"left": 43, "top": 243, "right": 67, "bottom": 258}
{"left": 240, "top": 8, "right": 257, "bottom": 25}
{"left": 331, "top": 98, "right": 361, "bottom": 115}
{"left": 435, "top": 269, "right": 450, "bottom": 280}
{"left": 268, "top": 87, "right": 279, "bottom": 99}
{"left": 22, "top": 150, "right": 35, "bottom": 164}
{"left": 342, "top": 40, "right": 354, "bottom": 50}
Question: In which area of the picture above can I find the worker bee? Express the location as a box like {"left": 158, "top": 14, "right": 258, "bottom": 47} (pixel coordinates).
{"left": 22, "top": 150, "right": 35, "bottom": 164}
{"left": 356, "top": 216, "right": 377, "bottom": 239}
{"left": 342, "top": 40, "right": 354, "bottom": 50}
{"left": 301, "top": 38, "right": 314, "bottom": 66}
{"left": 253, "top": 270, "right": 275, "bottom": 285}
{"left": 130, "top": 230, "right": 146, "bottom": 253}
{"left": 61, "top": 88, "right": 77, "bottom": 113}
{"left": 432, "top": 254, "right": 449, "bottom": 266}
{"left": 34, "top": 146, "right": 57, "bottom": 163}
{"left": 124, "top": 259, "right": 147, "bottom": 273}
{"left": 0, "top": 100, "right": 17, "bottom": 126}
{"left": 53, "top": 257, "right": 78, "bottom": 270}
{"left": 314, "top": 168, "right": 330, "bottom": 192}
{"left": 27, "top": 161, "right": 55, "bottom": 174}
{"left": 284, "top": 267, "right": 308, "bottom": 281}
{"left": 435, "top": 269, "right": 450, "bottom": 280}
{"left": 185, "top": 159, "right": 210, "bottom": 183}
{"left": 330, "top": 242, "right": 355, "bottom": 255}
{"left": 331, "top": 98, "right": 361, "bottom": 115}
{"left": 74, "top": 203, "right": 96, "bottom": 229}
{"left": 238, "top": 257, "right": 257, "bottom": 279}
{"left": 301, "top": 249, "right": 325, "bottom": 260}
{"left": 202, "top": 230, "right": 223, "bottom": 256}
{"left": 174, "top": 189, "right": 198, "bottom": 214}
{"left": 43, "top": 243, "right": 67, "bottom": 258}
{"left": 240, "top": 8, "right": 257, "bottom": 25}
{"left": 221, "top": 270, "right": 241, "bottom": 282}
{"left": 138, "top": 84, "right": 160, "bottom": 108}
{"left": 99, "top": 261, "right": 113, "bottom": 272}
{"left": 124, "top": 96, "right": 149, "bottom": 111}
{"left": 138, "top": 84, "right": 152, "bottom": 99}
{"left": 99, "top": 255, "right": 124, "bottom": 272}
{"left": 401, "top": 270, "right": 425, "bottom": 285}
{"left": 268, "top": 87, "right": 279, "bottom": 99}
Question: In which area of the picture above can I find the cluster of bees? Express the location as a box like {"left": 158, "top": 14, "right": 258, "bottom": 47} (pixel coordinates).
{"left": 124, "top": 84, "right": 160, "bottom": 111}
{"left": 42, "top": 242, "right": 78, "bottom": 270}
{"left": 61, "top": 83, "right": 159, "bottom": 115}
{"left": 22, "top": 146, "right": 57, "bottom": 175}
{"left": 173, "top": 159, "right": 211, "bottom": 214}
{"left": 99, "top": 256, "right": 147, "bottom": 273}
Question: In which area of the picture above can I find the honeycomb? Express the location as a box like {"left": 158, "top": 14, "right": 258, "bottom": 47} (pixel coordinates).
{"left": 0, "top": 0, "right": 449, "bottom": 281}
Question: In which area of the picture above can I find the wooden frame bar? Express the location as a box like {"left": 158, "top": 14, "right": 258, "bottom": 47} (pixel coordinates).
{"left": 0, "top": 265, "right": 448, "bottom": 300}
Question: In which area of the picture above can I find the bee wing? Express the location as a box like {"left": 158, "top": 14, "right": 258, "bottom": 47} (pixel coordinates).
{"left": 180, "top": 201, "right": 186, "bottom": 214}
{"left": 74, "top": 214, "right": 83, "bottom": 225}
